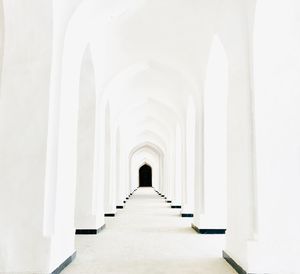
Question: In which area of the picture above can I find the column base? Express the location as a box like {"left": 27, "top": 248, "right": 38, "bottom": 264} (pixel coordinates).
{"left": 192, "top": 224, "right": 226, "bottom": 234}
{"left": 223, "top": 251, "right": 247, "bottom": 274}
{"left": 171, "top": 205, "right": 181, "bottom": 209}
{"left": 50, "top": 251, "right": 76, "bottom": 274}
{"left": 76, "top": 224, "right": 106, "bottom": 235}
{"left": 181, "top": 213, "right": 194, "bottom": 217}
{"left": 104, "top": 213, "right": 115, "bottom": 217}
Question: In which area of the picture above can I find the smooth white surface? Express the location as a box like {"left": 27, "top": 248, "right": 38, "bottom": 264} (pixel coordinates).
{"left": 250, "top": 1, "right": 300, "bottom": 272}
{"left": 0, "top": 1, "right": 299, "bottom": 273}
{"left": 63, "top": 188, "right": 236, "bottom": 274}
{"left": 197, "top": 36, "right": 227, "bottom": 230}
{"left": 75, "top": 46, "right": 100, "bottom": 230}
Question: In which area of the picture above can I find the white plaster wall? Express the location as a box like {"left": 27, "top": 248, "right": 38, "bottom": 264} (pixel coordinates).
{"left": 172, "top": 125, "right": 183, "bottom": 206}
{"left": 47, "top": 18, "right": 89, "bottom": 272}
{"left": 0, "top": 1, "right": 53, "bottom": 272}
{"left": 75, "top": 46, "right": 98, "bottom": 229}
{"left": 89, "top": 0, "right": 218, "bottom": 89}
{"left": 184, "top": 97, "right": 196, "bottom": 214}
{"left": 216, "top": 0, "right": 257, "bottom": 270}
{"left": 0, "top": 0, "right": 3, "bottom": 90}
{"left": 103, "top": 103, "right": 115, "bottom": 214}
{"left": 3, "top": 0, "right": 298, "bottom": 273}
{"left": 250, "top": 1, "right": 300, "bottom": 272}
{"left": 105, "top": 127, "right": 119, "bottom": 214}
{"left": 195, "top": 36, "right": 228, "bottom": 229}
{"left": 45, "top": 3, "right": 105, "bottom": 269}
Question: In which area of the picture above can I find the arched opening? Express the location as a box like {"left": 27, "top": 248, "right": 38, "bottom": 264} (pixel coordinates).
{"left": 128, "top": 141, "right": 165, "bottom": 194}
{"left": 139, "top": 164, "right": 152, "bottom": 187}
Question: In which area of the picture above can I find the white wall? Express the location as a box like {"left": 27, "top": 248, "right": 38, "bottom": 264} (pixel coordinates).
{"left": 103, "top": 103, "right": 113, "bottom": 213}
{"left": 172, "top": 125, "right": 183, "bottom": 206}
{"left": 75, "top": 46, "right": 99, "bottom": 229}
{"left": 249, "top": 1, "right": 300, "bottom": 273}
{"left": 216, "top": 0, "right": 257, "bottom": 271}
{"left": 194, "top": 36, "right": 228, "bottom": 230}
{"left": 0, "top": 1, "right": 54, "bottom": 272}
{"left": 1, "top": 1, "right": 299, "bottom": 273}
{"left": 183, "top": 97, "right": 196, "bottom": 214}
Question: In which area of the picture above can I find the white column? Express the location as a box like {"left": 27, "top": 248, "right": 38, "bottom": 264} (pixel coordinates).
{"left": 172, "top": 125, "right": 183, "bottom": 207}
{"left": 245, "top": 1, "right": 300, "bottom": 273}
{"left": 218, "top": 5, "right": 257, "bottom": 270}
{"left": 192, "top": 36, "right": 227, "bottom": 232}
{"left": 116, "top": 144, "right": 126, "bottom": 206}
{"left": 0, "top": 1, "right": 74, "bottom": 273}
{"left": 75, "top": 47, "right": 103, "bottom": 231}
{"left": 192, "top": 99, "right": 204, "bottom": 223}
{"left": 164, "top": 151, "right": 173, "bottom": 201}
{"left": 103, "top": 104, "right": 115, "bottom": 214}
{"left": 182, "top": 97, "right": 196, "bottom": 216}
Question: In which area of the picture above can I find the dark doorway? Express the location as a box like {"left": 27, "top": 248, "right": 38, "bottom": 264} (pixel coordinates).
{"left": 139, "top": 164, "right": 152, "bottom": 187}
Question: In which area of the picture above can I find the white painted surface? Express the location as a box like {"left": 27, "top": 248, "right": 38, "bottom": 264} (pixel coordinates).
{"left": 0, "top": 1, "right": 299, "bottom": 273}
{"left": 250, "top": 1, "right": 300, "bottom": 273}
{"left": 75, "top": 46, "right": 100, "bottom": 230}
{"left": 194, "top": 36, "right": 228, "bottom": 230}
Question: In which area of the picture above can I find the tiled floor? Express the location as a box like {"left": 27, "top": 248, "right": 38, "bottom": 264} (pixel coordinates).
{"left": 63, "top": 188, "right": 236, "bottom": 274}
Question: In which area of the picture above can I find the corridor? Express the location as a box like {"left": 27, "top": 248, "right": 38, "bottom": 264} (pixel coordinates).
{"left": 63, "top": 188, "right": 236, "bottom": 274}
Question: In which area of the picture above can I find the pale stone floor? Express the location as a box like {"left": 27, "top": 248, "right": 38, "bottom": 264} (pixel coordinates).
{"left": 63, "top": 187, "right": 236, "bottom": 274}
